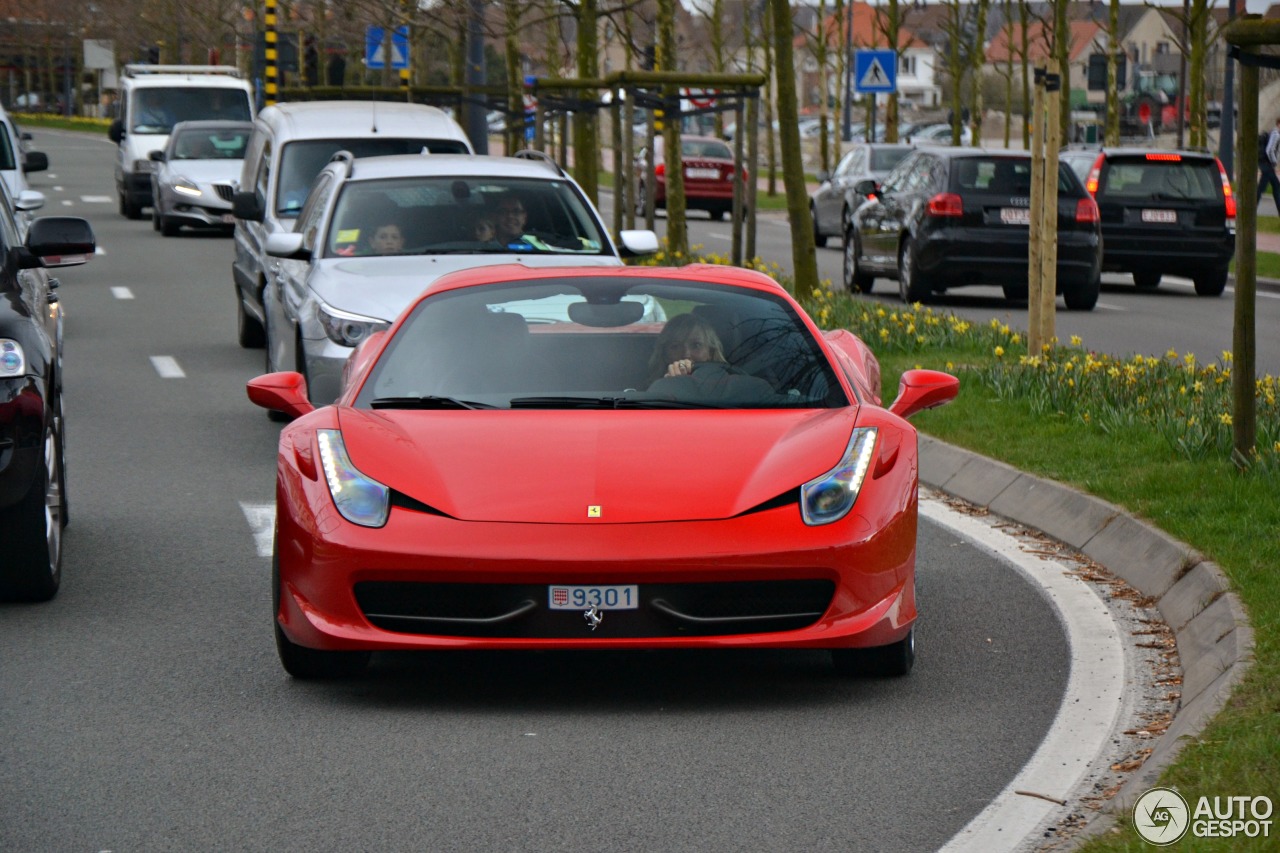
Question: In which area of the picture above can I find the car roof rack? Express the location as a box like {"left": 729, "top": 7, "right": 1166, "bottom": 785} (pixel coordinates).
{"left": 511, "top": 149, "right": 566, "bottom": 177}
{"left": 123, "top": 64, "right": 244, "bottom": 79}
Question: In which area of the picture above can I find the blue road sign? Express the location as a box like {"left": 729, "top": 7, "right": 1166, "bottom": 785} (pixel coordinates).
{"left": 366, "top": 26, "right": 409, "bottom": 70}
{"left": 854, "top": 49, "right": 897, "bottom": 94}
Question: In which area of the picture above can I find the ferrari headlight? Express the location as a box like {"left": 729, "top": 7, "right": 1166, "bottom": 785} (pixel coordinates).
{"left": 801, "top": 427, "right": 878, "bottom": 526}
{"left": 1, "top": 339, "right": 26, "bottom": 377}
{"left": 317, "top": 429, "right": 389, "bottom": 528}
{"left": 172, "top": 179, "right": 203, "bottom": 198}
{"left": 316, "top": 300, "right": 390, "bottom": 348}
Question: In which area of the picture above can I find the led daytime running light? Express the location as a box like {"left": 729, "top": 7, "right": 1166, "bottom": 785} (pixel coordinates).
{"left": 801, "top": 427, "right": 878, "bottom": 526}
{"left": 316, "top": 429, "right": 390, "bottom": 528}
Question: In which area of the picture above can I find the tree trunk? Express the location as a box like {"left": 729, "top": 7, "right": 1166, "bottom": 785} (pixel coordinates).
{"left": 770, "top": 0, "right": 820, "bottom": 296}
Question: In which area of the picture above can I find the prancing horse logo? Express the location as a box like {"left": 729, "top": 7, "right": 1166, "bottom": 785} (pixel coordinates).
{"left": 583, "top": 605, "right": 603, "bottom": 630}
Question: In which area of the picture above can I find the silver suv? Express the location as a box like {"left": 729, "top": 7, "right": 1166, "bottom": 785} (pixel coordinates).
{"left": 261, "top": 151, "right": 659, "bottom": 405}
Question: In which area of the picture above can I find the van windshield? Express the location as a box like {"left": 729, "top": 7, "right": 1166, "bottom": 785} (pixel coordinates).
{"left": 129, "top": 87, "right": 252, "bottom": 134}
{"left": 275, "top": 138, "right": 472, "bottom": 216}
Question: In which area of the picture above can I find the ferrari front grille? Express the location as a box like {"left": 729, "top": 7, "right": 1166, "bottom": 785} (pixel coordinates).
{"left": 353, "top": 579, "right": 835, "bottom": 639}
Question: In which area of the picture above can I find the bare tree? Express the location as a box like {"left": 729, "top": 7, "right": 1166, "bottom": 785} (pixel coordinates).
{"left": 770, "top": 0, "right": 819, "bottom": 295}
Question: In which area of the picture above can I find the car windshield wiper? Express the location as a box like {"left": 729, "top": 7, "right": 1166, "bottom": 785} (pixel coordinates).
{"left": 370, "top": 395, "right": 494, "bottom": 410}
{"left": 507, "top": 395, "right": 707, "bottom": 409}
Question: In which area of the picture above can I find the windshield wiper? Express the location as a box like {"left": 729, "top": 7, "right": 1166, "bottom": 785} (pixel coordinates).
{"left": 507, "top": 395, "right": 706, "bottom": 409}
{"left": 370, "top": 395, "right": 494, "bottom": 410}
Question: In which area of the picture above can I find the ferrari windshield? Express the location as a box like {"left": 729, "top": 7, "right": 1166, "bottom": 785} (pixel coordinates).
{"left": 358, "top": 277, "right": 848, "bottom": 410}
{"left": 324, "top": 176, "right": 611, "bottom": 257}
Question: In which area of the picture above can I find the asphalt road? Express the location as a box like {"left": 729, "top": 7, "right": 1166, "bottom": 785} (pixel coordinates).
{"left": 1, "top": 131, "right": 1076, "bottom": 852}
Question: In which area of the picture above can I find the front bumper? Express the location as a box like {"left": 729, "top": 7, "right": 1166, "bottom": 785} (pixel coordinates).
{"left": 157, "top": 183, "right": 236, "bottom": 228}
{"left": 274, "top": 465, "right": 919, "bottom": 654}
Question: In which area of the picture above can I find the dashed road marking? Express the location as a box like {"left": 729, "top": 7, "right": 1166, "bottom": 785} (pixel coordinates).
{"left": 110, "top": 287, "right": 134, "bottom": 300}
{"left": 240, "top": 502, "right": 275, "bottom": 557}
{"left": 81, "top": 195, "right": 113, "bottom": 204}
{"left": 149, "top": 356, "right": 185, "bottom": 378}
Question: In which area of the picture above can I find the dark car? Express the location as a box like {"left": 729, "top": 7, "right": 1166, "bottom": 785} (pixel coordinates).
{"left": 809, "top": 143, "right": 914, "bottom": 247}
{"left": 1058, "top": 147, "right": 1235, "bottom": 295}
{"left": 842, "top": 148, "right": 1102, "bottom": 309}
{"left": 0, "top": 183, "right": 95, "bottom": 601}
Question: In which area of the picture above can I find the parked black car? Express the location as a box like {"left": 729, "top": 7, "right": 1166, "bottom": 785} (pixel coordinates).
{"left": 1058, "top": 147, "right": 1235, "bottom": 295}
{"left": 842, "top": 148, "right": 1102, "bottom": 309}
{"left": 0, "top": 182, "right": 95, "bottom": 601}
{"left": 809, "top": 143, "right": 914, "bottom": 247}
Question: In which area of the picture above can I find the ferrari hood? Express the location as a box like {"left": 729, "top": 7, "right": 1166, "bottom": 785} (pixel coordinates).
{"left": 309, "top": 255, "right": 625, "bottom": 324}
{"left": 336, "top": 407, "right": 861, "bottom": 523}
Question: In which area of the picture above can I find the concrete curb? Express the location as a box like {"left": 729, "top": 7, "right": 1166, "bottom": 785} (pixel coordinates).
{"left": 918, "top": 434, "right": 1256, "bottom": 830}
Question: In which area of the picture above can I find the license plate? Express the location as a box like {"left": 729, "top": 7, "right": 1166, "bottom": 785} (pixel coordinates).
{"left": 686, "top": 167, "right": 720, "bottom": 180}
{"left": 1000, "top": 207, "right": 1031, "bottom": 225}
{"left": 1141, "top": 209, "right": 1177, "bottom": 223}
{"left": 548, "top": 584, "right": 639, "bottom": 610}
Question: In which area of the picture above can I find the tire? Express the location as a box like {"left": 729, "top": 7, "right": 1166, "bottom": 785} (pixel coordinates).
{"left": 122, "top": 193, "right": 144, "bottom": 220}
{"left": 160, "top": 215, "right": 180, "bottom": 237}
{"left": 273, "top": 547, "right": 369, "bottom": 679}
{"left": 237, "top": 290, "right": 266, "bottom": 349}
{"left": 1002, "top": 284, "right": 1029, "bottom": 301}
{"left": 709, "top": 207, "right": 726, "bottom": 221}
{"left": 0, "top": 415, "right": 65, "bottom": 602}
{"left": 1132, "top": 271, "right": 1161, "bottom": 290}
{"left": 152, "top": 206, "right": 161, "bottom": 232}
{"left": 842, "top": 225, "right": 874, "bottom": 293}
{"left": 811, "top": 204, "right": 827, "bottom": 247}
{"left": 831, "top": 629, "right": 915, "bottom": 677}
{"left": 1193, "top": 266, "right": 1228, "bottom": 297}
{"left": 1064, "top": 275, "right": 1101, "bottom": 311}
{"left": 898, "top": 237, "right": 930, "bottom": 303}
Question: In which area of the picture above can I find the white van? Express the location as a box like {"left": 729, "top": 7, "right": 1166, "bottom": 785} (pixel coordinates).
{"left": 108, "top": 65, "right": 254, "bottom": 219}
{"left": 229, "top": 100, "right": 473, "bottom": 349}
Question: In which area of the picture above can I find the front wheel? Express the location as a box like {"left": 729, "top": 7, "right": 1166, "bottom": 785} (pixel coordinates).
{"left": 160, "top": 215, "right": 180, "bottom": 237}
{"left": 1132, "top": 271, "right": 1161, "bottom": 290}
{"left": 831, "top": 629, "right": 915, "bottom": 677}
{"left": 1193, "top": 266, "right": 1228, "bottom": 297}
{"left": 811, "top": 205, "right": 827, "bottom": 247}
{"left": 237, "top": 291, "right": 266, "bottom": 349}
{"left": 0, "top": 417, "right": 64, "bottom": 602}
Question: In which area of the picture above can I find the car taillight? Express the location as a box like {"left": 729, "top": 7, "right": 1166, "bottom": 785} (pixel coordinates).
{"left": 1216, "top": 157, "right": 1237, "bottom": 221}
{"left": 1145, "top": 152, "right": 1182, "bottom": 162}
{"left": 1075, "top": 197, "right": 1099, "bottom": 224}
{"left": 1085, "top": 153, "right": 1105, "bottom": 196}
{"left": 926, "top": 193, "right": 963, "bottom": 217}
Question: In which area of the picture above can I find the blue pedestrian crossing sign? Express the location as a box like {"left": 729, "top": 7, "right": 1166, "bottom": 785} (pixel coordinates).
{"left": 366, "top": 26, "right": 409, "bottom": 70}
{"left": 854, "top": 49, "right": 897, "bottom": 94}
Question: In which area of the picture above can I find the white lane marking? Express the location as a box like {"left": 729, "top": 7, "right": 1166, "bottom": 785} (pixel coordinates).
{"left": 240, "top": 502, "right": 275, "bottom": 557}
{"left": 61, "top": 200, "right": 73, "bottom": 206}
{"left": 95, "top": 247, "right": 106, "bottom": 256}
{"left": 81, "top": 195, "right": 113, "bottom": 203}
{"left": 925, "top": 496, "right": 1127, "bottom": 853}
{"left": 149, "top": 356, "right": 186, "bottom": 378}
{"left": 705, "top": 233, "right": 732, "bottom": 241}
{"left": 1092, "top": 301, "right": 1124, "bottom": 311}
{"left": 110, "top": 287, "right": 134, "bottom": 300}
{"left": 53, "top": 185, "right": 63, "bottom": 191}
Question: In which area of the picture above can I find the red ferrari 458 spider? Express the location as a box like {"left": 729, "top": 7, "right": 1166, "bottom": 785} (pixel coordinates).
{"left": 248, "top": 264, "right": 958, "bottom": 679}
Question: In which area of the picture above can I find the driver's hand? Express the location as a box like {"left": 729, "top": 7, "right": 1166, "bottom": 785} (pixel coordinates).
{"left": 665, "top": 359, "right": 694, "bottom": 377}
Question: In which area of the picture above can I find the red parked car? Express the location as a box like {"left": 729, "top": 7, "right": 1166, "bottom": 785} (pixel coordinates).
{"left": 636, "top": 134, "right": 745, "bottom": 220}
{"left": 248, "top": 263, "right": 958, "bottom": 679}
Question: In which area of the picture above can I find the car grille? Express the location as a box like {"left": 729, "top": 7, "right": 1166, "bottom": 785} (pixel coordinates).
{"left": 353, "top": 579, "right": 836, "bottom": 638}
{"left": 213, "top": 184, "right": 235, "bottom": 202}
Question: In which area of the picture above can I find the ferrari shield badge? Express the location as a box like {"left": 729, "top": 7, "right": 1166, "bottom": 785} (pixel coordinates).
{"left": 587, "top": 505, "right": 602, "bottom": 518}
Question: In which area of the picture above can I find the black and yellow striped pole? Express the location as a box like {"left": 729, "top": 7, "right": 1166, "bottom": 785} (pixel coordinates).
{"left": 264, "top": 0, "right": 279, "bottom": 106}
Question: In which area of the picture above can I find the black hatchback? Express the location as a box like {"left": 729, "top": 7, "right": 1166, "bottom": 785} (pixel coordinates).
{"left": 843, "top": 148, "right": 1102, "bottom": 309}
{"left": 1059, "top": 147, "right": 1235, "bottom": 296}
